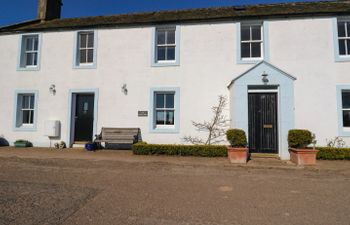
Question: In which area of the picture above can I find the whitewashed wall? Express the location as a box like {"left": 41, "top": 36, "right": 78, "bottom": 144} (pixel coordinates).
{"left": 0, "top": 16, "right": 349, "bottom": 148}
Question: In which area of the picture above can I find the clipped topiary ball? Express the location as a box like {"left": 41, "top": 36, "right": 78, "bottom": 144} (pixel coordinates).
{"left": 288, "top": 129, "right": 313, "bottom": 148}
{"left": 226, "top": 129, "right": 247, "bottom": 147}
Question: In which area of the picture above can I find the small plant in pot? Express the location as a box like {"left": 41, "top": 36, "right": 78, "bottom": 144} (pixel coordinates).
{"left": 14, "top": 139, "right": 32, "bottom": 148}
{"left": 226, "top": 129, "right": 248, "bottom": 164}
{"left": 288, "top": 129, "right": 319, "bottom": 165}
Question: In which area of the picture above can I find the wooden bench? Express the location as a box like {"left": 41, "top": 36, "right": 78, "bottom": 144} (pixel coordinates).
{"left": 95, "top": 127, "right": 140, "bottom": 145}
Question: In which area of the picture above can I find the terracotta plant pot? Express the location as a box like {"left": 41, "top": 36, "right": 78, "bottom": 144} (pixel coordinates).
{"left": 289, "top": 148, "right": 319, "bottom": 165}
{"left": 227, "top": 146, "right": 248, "bottom": 164}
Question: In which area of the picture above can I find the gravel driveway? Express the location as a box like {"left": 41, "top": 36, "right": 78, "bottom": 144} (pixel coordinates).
{"left": 0, "top": 148, "right": 349, "bottom": 225}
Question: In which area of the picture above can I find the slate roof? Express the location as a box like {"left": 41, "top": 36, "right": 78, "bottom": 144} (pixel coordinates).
{"left": 1, "top": 1, "right": 350, "bottom": 33}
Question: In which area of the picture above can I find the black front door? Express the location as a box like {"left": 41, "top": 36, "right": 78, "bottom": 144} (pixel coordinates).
{"left": 248, "top": 93, "right": 278, "bottom": 153}
{"left": 74, "top": 94, "right": 94, "bottom": 142}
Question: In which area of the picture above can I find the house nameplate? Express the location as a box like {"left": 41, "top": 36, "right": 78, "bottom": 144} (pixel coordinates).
{"left": 138, "top": 111, "right": 148, "bottom": 117}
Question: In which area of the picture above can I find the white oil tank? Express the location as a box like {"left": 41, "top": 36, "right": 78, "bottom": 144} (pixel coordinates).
{"left": 44, "top": 120, "right": 60, "bottom": 137}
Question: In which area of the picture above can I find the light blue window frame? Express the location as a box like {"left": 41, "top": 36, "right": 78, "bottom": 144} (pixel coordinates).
{"left": 333, "top": 17, "right": 350, "bottom": 62}
{"left": 151, "top": 25, "right": 180, "bottom": 67}
{"left": 13, "top": 90, "right": 39, "bottom": 131}
{"left": 336, "top": 85, "right": 350, "bottom": 136}
{"left": 17, "top": 33, "right": 42, "bottom": 71}
{"left": 73, "top": 30, "right": 98, "bottom": 69}
{"left": 149, "top": 87, "right": 180, "bottom": 133}
{"left": 236, "top": 21, "right": 270, "bottom": 64}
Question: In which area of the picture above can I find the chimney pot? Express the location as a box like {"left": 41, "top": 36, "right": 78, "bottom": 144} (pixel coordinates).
{"left": 38, "top": 0, "right": 62, "bottom": 21}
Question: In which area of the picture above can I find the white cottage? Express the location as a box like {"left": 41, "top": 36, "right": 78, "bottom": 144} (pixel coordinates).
{"left": 0, "top": 0, "right": 350, "bottom": 159}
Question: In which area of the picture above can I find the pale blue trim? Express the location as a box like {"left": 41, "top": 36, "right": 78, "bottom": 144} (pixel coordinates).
{"left": 236, "top": 21, "right": 270, "bottom": 64}
{"left": 73, "top": 30, "right": 98, "bottom": 69}
{"left": 336, "top": 85, "right": 350, "bottom": 136}
{"left": 151, "top": 25, "right": 180, "bottom": 67}
{"left": 13, "top": 90, "right": 39, "bottom": 131}
{"left": 17, "top": 33, "right": 42, "bottom": 71}
{"left": 67, "top": 89, "right": 99, "bottom": 147}
{"left": 333, "top": 17, "right": 350, "bottom": 62}
{"left": 149, "top": 87, "right": 180, "bottom": 133}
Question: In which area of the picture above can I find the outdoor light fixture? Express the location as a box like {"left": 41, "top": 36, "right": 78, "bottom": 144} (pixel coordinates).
{"left": 49, "top": 84, "right": 56, "bottom": 95}
{"left": 261, "top": 72, "right": 269, "bottom": 85}
{"left": 121, "top": 84, "right": 128, "bottom": 95}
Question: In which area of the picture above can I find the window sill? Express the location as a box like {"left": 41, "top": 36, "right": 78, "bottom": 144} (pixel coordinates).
{"left": 17, "top": 66, "right": 40, "bottom": 71}
{"left": 150, "top": 127, "right": 179, "bottom": 134}
{"left": 13, "top": 126, "right": 37, "bottom": 132}
{"left": 73, "top": 63, "right": 97, "bottom": 69}
{"left": 335, "top": 55, "right": 350, "bottom": 62}
{"left": 237, "top": 58, "right": 263, "bottom": 64}
{"left": 151, "top": 61, "right": 180, "bottom": 67}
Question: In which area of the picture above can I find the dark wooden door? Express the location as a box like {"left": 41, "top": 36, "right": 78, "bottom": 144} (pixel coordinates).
{"left": 74, "top": 94, "right": 94, "bottom": 142}
{"left": 248, "top": 93, "right": 278, "bottom": 153}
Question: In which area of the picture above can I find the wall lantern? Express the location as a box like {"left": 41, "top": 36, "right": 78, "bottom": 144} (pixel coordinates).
{"left": 261, "top": 72, "right": 269, "bottom": 85}
{"left": 49, "top": 84, "right": 56, "bottom": 95}
{"left": 121, "top": 84, "right": 128, "bottom": 95}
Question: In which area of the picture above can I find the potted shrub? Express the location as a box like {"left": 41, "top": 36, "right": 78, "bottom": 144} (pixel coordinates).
{"left": 226, "top": 129, "right": 248, "bottom": 164}
{"left": 14, "top": 140, "right": 32, "bottom": 148}
{"left": 288, "top": 129, "right": 318, "bottom": 165}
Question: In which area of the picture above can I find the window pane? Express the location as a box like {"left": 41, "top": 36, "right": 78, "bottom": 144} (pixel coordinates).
{"left": 342, "top": 91, "right": 350, "bottom": 108}
{"left": 157, "top": 30, "right": 166, "bottom": 45}
{"left": 33, "top": 53, "right": 38, "bottom": 66}
{"left": 241, "top": 26, "right": 250, "bottom": 41}
{"left": 80, "top": 34, "right": 87, "bottom": 48}
{"left": 347, "top": 22, "right": 350, "bottom": 37}
{"left": 339, "top": 40, "right": 346, "bottom": 55}
{"left": 29, "top": 110, "right": 34, "bottom": 124}
{"left": 26, "top": 38, "right": 33, "bottom": 51}
{"left": 343, "top": 110, "right": 350, "bottom": 127}
{"left": 157, "top": 47, "right": 166, "bottom": 61}
{"left": 241, "top": 43, "right": 250, "bottom": 58}
{"left": 22, "top": 96, "right": 30, "bottom": 109}
{"left": 251, "top": 42, "right": 261, "bottom": 58}
{"left": 166, "top": 110, "right": 175, "bottom": 125}
{"left": 167, "top": 30, "right": 176, "bottom": 44}
{"left": 22, "top": 110, "right": 30, "bottom": 124}
{"left": 166, "top": 46, "right": 175, "bottom": 60}
{"left": 33, "top": 37, "right": 39, "bottom": 51}
{"left": 156, "top": 110, "right": 165, "bottom": 125}
{"left": 338, "top": 22, "right": 346, "bottom": 37}
{"left": 26, "top": 53, "right": 34, "bottom": 66}
{"left": 156, "top": 94, "right": 164, "bottom": 108}
{"left": 251, "top": 26, "right": 261, "bottom": 40}
{"left": 30, "top": 96, "right": 35, "bottom": 109}
{"left": 87, "top": 49, "right": 94, "bottom": 63}
{"left": 87, "top": 33, "right": 94, "bottom": 48}
{"left": 347, "top": 40, "right": 350, "bottom": 55}
{"left": 80, "top": 49, "right": 87, "bottom": 63}
{"left": 166, "top": 94, "right": 174, "bottom": 108}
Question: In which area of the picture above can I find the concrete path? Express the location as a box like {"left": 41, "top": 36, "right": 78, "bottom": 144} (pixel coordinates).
{"left": 0, "top": 147, "right": 349, "bottom": 225}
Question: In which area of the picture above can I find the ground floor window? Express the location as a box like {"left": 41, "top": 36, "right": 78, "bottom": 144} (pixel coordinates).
{"left": 341, "top": 91, "right": 350, "bottom": 127}
{"left": 150, "top": 88, "right": 180, "bottom": 133}
{"left": 14, "top": 91, "right": 38, "bottom": 130}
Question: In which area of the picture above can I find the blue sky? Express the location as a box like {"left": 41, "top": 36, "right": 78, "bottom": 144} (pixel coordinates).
{"left": 0, "top": 0, "right": 320, "bottom": 27}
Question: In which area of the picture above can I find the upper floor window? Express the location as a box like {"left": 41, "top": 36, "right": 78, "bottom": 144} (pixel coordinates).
{"left": 18, "top": 34, "right": 41, "bottom": 70}
{"left": 74, "top": 31, "right": 97, "bottom": 68}
{"left": 241, "top": 23, "right": 263, "bottom": 60}
{"left": 337, "top": 20, "right": 350, "bottom": 56}
{"left": 341, "top": 91, "right": 350, "bottom": 127}
{"left": 152, "top": 26, "right": 180, "bottom": 66}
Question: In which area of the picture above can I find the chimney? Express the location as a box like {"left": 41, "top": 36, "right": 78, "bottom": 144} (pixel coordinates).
{"left": 37, "top": 0, "right": 62, "bottom": 21}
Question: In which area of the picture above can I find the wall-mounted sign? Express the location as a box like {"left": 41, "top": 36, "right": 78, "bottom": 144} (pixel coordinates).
{"left": 138, "top": 111, "right": 148, "bottom": 117}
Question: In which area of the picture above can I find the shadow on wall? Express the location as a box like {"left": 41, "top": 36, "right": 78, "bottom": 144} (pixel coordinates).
{"left": 0, "top": 137, "right": 9, "bottom": 147}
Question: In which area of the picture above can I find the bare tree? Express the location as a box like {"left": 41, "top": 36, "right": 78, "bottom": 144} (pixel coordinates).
{"left": 183, "top": 95, "right": 230, "bottom": 145}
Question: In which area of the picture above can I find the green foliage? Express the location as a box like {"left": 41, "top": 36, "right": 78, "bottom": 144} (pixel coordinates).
{"left": 226, "top": 129, "right": 247, "bottom": 147}
{"left": 316, "top": 147, "right": 350, "bottom": 160}
{"left": 14, "top": 140, "right": 32, "bottom": 147}
{"left": 288, "top": 129, "right": 312, "bottom": 148}
{"left": 132, "top": 143, "right": 227, "bottom": 157}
